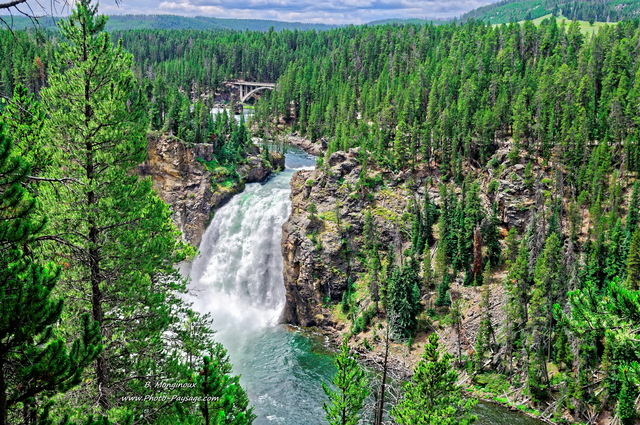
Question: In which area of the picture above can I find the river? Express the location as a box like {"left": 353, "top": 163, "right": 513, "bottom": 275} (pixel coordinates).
{"left": 186, "top": 147, "right": 544, "bottom": 425}
{"left": 211, "top": 106, "right": 254, "bottom": 123}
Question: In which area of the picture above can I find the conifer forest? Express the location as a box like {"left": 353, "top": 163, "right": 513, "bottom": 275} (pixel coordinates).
{"left": 2, "top": 0, "right": 640, "bottom": 424}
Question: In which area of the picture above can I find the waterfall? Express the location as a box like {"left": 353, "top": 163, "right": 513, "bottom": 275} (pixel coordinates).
{"left": 188, "top": 171, "right": 292, "bottom": 351}
{"left": 183, "top": 147, "right": 546, "bottom": 425}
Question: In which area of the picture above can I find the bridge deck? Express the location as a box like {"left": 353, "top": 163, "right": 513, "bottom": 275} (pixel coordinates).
{"left": 227, "top": 80, "right": 276, "bottom": 88}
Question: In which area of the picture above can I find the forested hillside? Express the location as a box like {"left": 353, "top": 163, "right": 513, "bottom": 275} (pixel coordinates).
{"left": 3, "top": 5, "right": 640, "bottom": 424}
{"left": 460, "top": 0, "right": 640, "bottom": 23}
{"left": 0, "top": 2, "right": 256, "bottom": 424}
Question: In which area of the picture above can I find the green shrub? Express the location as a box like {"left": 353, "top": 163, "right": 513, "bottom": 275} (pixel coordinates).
{"left": 488, "top": 179, "right": 499, "bottom": 195}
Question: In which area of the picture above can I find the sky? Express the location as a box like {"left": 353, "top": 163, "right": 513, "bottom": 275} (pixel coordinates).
{"left": 90, "top": 0, "right": 498, "bottom": 24}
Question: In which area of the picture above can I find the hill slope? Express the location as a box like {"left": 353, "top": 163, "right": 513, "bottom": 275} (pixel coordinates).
{"left": 2, "top": 14, "right": 337, "bottom": 31}
{"left": 461, "top": 0, "right": 640, "bottom": 23}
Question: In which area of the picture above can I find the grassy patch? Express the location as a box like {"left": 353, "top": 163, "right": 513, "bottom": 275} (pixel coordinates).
{"left": 474, "top": 373, "right": 510, "bottom": 396}
{"left": 219, "top": 178, "right": 237, "bottom": 189}
{"left": 353, "top": 277, "right": 370, "bottom": 302}
{"left": 376, "top": 188, "right": 404, "bottom": 200}
{"left": 319, "top": 210, "right": 338, "bottom": 223}
{"left": 520, "top": 14, "right": 612, "bottom": 36}
{"left": 332, "top": 303, "right": 348, "bottom": 323}
{"left": 372, "top": 206, "right": 399, "bottom": 222}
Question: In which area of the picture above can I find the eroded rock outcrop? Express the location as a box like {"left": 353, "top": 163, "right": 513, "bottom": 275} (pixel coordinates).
{"left": 281, "top": 148, "right": 420, "bottom": 327}
{"left": 138, "top": 133, "right": 283, "bottom": 246}
{"left": 281, "top": 146, "right": 551, "bottom": 349}
{"left": 286, "top": 135, "right": 326, "bottom": 156}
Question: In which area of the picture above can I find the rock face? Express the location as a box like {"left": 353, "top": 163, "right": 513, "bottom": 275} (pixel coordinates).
{"left": 281, "top": 148, "right": 422, "bottom": 327}
{"left": 138, "top": 133, "right": 283, "bottom": 247}
{"left": 286, "top": 135, "right": 326, "bottom": 156}
{"left": 281, "top": 146, "right": 623, "bottom": 422}
{"left": 281, "top": 146, "right": 551, "bottom": 343}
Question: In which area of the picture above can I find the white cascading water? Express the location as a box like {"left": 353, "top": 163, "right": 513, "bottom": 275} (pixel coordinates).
{"left": 188, "top": 173, "right": 291, "bottom": 351}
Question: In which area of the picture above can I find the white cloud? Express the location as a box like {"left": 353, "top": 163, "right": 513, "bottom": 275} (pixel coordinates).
{"left": 102, "top": 0, "right": 498, "bottom": 24}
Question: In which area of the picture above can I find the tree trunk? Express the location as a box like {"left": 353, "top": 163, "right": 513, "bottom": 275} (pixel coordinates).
{"left": 472, "top": 226, "right": 483, "bottom": 278}
{"left": 84, "top": 56, "right": 109, "bottom": 411}
{"left": 90, "top": 227, "right": 109, "bottom": 410}
{"left": 0, "top": 354, "right": 7, "bottom": 425}
{"left": 374, "top": 326, "right": 390, "bottom": 425}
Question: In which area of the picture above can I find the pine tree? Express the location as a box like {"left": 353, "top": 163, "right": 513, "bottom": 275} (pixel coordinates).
{"left": 474, "top": 284, "right": 495, "bottom": 371}
{"left": 530, "top": 232, "right": 564, "bottom": 351}
{"left": 605, "top": 218, "right": 627, "bottom": 283}
{"left": 457, "top": 183, "right": 484, "bottom": 274}
{"left": 380, "top": 246, "right": 396, "bottom": 308}
{"left": 196, "top": 347, "right": 256, "bottom": 425}
{"left": 0, "top": 123, "right": 102, "bottom": 424}
{"left": 483, "top": 203, "right": 502, "bottom": 269}
{"left": 411, "top": 199, "right": 425, "bottom": 255}
{"left": 422, "top": 192, "right": 437, "bottom": 247}
{"left": 392, "top": 333, "right": 477, "bottom": 425}
{"left": 626, "top": 229, "right": 640, "bottom": 290}
{"left": 38, "top": 1, "right": 195, "bottom": 418}
{"left": 526, "top": 232, "right": 564, "bottom": 399}
{"left": 423, "top": 250, "right": 435, "bottom": 295}
{"left": 363, "top": 210, "right": 381, "bottom": 303}
{"left": 505, "top": 240, "right": 531, "bottom": 344}
{"left": 628, "top": 182, "right": 640, "bottom": 235}
{"left": 435, "top": 213, "right": 449, "bottom": 278}
{"left": 435, "top": 274, "right": 451, "bottom": 308}
{"left": 503, "top": 227, "right": 519, "bottom": 268}
{"left": 387, "top": 256, "right": 422, "bottom": 338}
{"left": 617, "top": 368, "right": 638, "bottom": 425}
{"left": 322, "top": 340, "right": 369, "bottom": 425}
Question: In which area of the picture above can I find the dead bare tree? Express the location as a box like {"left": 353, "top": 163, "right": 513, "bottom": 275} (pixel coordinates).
{"left": 0, "top": 0, "right": 120, "bottom": 29}
{"left": 373, "top": 321, "right": 390, "bottom": 425}
{"left": 368, "top": 312, "right": 408, "bottom": 425}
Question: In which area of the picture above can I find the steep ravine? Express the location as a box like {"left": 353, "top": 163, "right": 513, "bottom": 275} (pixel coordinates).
{"left": 139, "top": 134, "right": 550, "bottom": 424}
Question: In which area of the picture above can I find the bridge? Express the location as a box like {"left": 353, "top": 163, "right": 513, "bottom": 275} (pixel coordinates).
{"left": 227, "top": 80, "right": 276, "bottom": 103}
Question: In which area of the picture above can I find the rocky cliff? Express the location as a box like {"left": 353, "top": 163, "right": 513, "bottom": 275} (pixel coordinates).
{"left": 138, "top": 132, "right": 284, "bottom": 246}
{"left": 280, "top": 144, "right": 640, "bottom": 424}
{"left": 282, "top": 148, "right": 414, "bottom": 326}
{"left": 281, "top": 145, "right": 548, "bottom": 357}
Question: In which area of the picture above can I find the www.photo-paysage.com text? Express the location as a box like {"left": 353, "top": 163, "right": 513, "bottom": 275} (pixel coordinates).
{"left": 121, "top": 395, "right": 219, "bottom": 403}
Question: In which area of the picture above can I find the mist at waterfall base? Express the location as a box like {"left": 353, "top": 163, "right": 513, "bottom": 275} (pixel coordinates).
{"left": 185, "top": 147, "right": 543, "bottom": 425}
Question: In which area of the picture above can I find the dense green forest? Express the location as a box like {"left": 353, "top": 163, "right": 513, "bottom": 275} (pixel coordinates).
{"left": 3, "top": 2, "right": 640, "bottom": 424}
{"left": 460, "top": 0, "right": 640, "bottom": 23}
{"left": 256, "top": 16, "right": 640, "bottom": 424}
{"left": 262, "top": 16, "right": 640, "bottom": 424}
